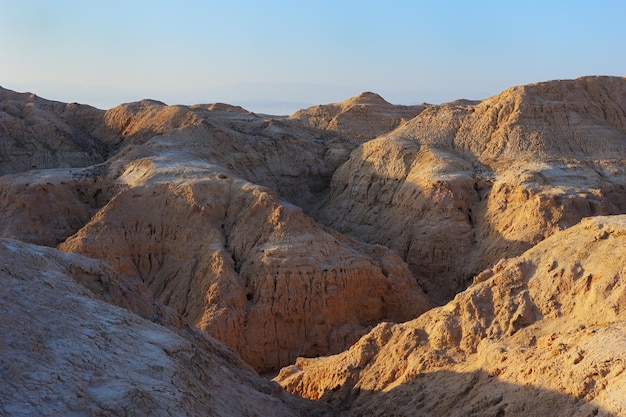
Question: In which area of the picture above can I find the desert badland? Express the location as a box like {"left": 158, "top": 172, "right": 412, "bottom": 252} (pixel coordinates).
{"left": 1, "top": 75, "right": 626, "bottom": 416}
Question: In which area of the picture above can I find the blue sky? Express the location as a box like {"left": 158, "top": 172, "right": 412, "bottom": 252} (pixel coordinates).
{"left": 1, "top": 1, "right": 625, "bottom": 114}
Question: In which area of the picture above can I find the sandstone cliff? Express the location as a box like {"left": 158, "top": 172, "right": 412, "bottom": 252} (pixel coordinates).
{"left": 276, "top": 215, "right": 626, "bottom": 416}
{"left": 0, "top": 238, "right": 336, "bottom": 416}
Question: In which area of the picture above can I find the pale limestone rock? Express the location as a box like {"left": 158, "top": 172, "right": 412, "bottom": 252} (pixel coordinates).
{"left": 0, "top": 238, "right": 336, "bottom": 417}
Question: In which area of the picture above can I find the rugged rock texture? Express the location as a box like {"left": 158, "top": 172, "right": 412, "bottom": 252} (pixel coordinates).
{"left": 313, "top": 76, "right": 626, "bottom": 304}
{"left": 397, "top": 76, "right": 626, "bottom": 161}
{"left": 0, "top": 90, "right": 431, "bottom": 373}
{"left": 3, "top": 77, "right": 626, "bottom": 415}
{"left": 58, "top": 157, "right": 431, "bottom": 373}
{"left": 0, "top": 164, "right": 114, "bottom": 246}
{"left": 290, "top": 92, "right": 427, "bottom": 142}
{"left": 0, "top": 238, "right": 336, "bottom": 417}
{"left": 275, "top": 215, "right": 626, "bottom": 416}
{"left": 102, "top": 98, "right": 356, "bottom": 212}
{"left": 0, "top": 87, "right": 118, "bottom": 175}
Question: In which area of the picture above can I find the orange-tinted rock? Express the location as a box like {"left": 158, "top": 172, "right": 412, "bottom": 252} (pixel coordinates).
{"left": 276, "top": 216, "right": 626, "bottom": 416}
{"left": 59, "top": 161, "right": 431, "bottom": 373}
{"left": 313, "top": 76, "right": 626, "bottom": 304}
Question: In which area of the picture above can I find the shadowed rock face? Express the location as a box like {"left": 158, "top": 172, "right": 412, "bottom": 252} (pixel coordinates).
{"left": 0, "top": 88, "right": 120, "bottom": 175}
{"left": 1, "top": 77, "right": 626, "bottom": 415}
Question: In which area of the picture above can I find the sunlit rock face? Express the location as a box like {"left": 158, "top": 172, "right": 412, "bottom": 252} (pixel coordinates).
{"left": 1, "top": 76, "right": 626, "bottom": 416}
{"left": 275, "top": 215, "right": 626, "bottom": 417}
{"left": 312, "top": 76, "right": 626, "bottom": 304}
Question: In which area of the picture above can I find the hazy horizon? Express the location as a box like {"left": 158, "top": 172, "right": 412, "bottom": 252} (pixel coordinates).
{"left": 1, "top": 1, "right": 625, "bottom": 115}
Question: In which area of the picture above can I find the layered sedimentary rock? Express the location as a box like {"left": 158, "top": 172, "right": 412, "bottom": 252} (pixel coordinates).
{"left": 2, "top": 77, "right": 626, "bottom": 416}
{"left": 313, "top": 76, "right": 626, "bottom": 304}
{"left": 290, "top": 91, "right": 427, "bottom": 142}
{"left": 59, "top": 157, "right": 430, "bottom": 373}
{"left": 276, "top": 215, "right": 626, "bottom": 416}
{"left": 0, "top": 238, "right": 336, "bottom": 417}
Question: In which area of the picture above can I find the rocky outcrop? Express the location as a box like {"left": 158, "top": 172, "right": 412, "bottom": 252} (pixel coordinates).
{"left": 275, "top": 215, "right": 626, "bottom": 416}
{"left": 313, "top": 138, "right": 479, "bottom": 304}
{"left": 0, "top": 238, "right": 336, "bottom": 417}
{"left": 102, "top": 98, "right": 356, "bottom": 212}
{"left": 290, "top": 92, "right": 427, "bottom": 142}
{"left": 0, "top": 164, "right": 114, "bottom": 246}
{"left": 394, "top": 75, "right": 626, "bottom": 162}
{"left": 0, "top": 87, "right": 119, "bottom": 175}
{"left": 313, "top": 76, "right": 626, "bottom": 304}
{"left": 0, "top": 88, "right": 432, "bottom": 374}
{"left": 59, "top": 158, "right": 431, "bottom": 373}
{"left": 3, "top": 77, "right": 626, "bottom": 415}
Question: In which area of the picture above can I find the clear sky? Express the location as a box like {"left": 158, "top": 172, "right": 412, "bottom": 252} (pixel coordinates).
{"left": 1, "top": 0, "right": 625, "bottom": 114}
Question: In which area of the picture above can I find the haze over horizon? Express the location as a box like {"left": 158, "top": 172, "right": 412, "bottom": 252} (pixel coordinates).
{"left": 1, "top": 0, "right": 625, "bottom": 115}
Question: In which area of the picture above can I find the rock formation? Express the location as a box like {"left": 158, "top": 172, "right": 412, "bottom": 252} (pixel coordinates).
{"left": 0, "top": 87, "right": 432, "bottom": 373}
{"left": 275, "top": 215, "right": 626, "bottom": 416}
{"left": 312, "top": 76, "right": 626, "bottom": 304}
{"left": 290, "top": 91, "right": 427, "bottom": 142}
{"left": 0, "top": 87, "right": 118, "bottom": 175}
{"left": 0, "top": 238, "right": 336, "bottom": 416}
{"left": 58, "top": 157, "right": 430, "bottom": 373}
{"left": 1, "top": 76, "right": 626, "bottom": 415}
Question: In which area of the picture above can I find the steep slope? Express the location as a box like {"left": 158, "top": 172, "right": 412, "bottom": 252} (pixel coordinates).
{"left": 313, "top": 76, "right": 626, "bottom": 304}
{"left": 0, "top": 164, "right": 114, "bottom": 246}
{"left": 290, "top": 92, "right": 427, "bottom": 142}
{"left": 276, "top": 215, "right": 626, "bottom": 416}
{"left": 0, "top": 238, "right": 336, "bottom": 417}
{"left": 0, "top": 87, "right": 119, "bottom": 175}
{"left": 58, "top": 156, "right": 431, "bottom": 373}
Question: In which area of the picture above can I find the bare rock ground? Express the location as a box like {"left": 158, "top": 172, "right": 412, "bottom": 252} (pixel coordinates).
{"left": 275, "top": 215, "right": 626, "bottom": 416}
{"left": 1, "top": 76, "right": 626, "bottom": 416}
{"left": 312, "top": 76, "right": 626, "bottom": 304}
